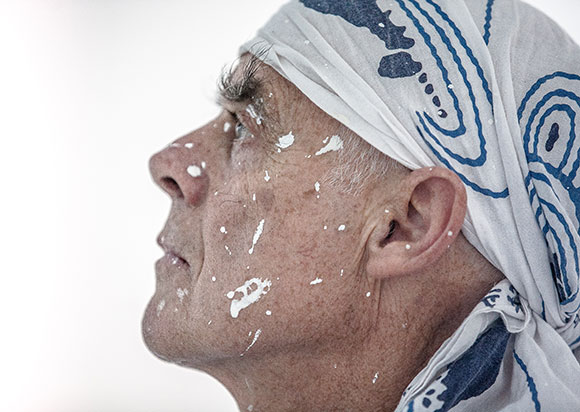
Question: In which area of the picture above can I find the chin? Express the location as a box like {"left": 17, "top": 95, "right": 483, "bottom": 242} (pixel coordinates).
{"left": 141, "top": 294, "right": 231, "bottom": 369}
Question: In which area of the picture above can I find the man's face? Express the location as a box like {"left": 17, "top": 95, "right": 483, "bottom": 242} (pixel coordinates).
{"left": 143, "top": 55, "right": 391, "bottom": 368}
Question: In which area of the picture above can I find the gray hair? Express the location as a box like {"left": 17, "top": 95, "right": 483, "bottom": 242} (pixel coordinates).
{"left": 321, "top": 125, "right": 407, "bottom": 196}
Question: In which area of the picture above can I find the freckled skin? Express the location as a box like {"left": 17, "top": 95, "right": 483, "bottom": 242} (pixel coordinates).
{"left": 144, "top": 57, "right": 504, "bottom": 411}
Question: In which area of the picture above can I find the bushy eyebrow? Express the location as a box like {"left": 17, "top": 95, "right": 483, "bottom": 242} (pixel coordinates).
{"left": 216, "top": 49, "right": 268, "bottom": 105}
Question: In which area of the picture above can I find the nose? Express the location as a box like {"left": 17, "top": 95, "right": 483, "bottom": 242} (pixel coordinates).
{"left": 149, "top": 135, "right": 210, "bottom": 207}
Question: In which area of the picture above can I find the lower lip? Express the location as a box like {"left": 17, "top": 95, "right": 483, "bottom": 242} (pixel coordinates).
{"left": 155, "top": 252, "right": 190, "bottom": 279}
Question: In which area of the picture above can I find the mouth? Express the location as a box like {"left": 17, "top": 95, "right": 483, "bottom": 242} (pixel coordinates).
{"left": 156, "top": 234, "right": 191, "bottom": 269}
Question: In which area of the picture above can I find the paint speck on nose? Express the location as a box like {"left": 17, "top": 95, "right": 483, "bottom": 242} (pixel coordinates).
{"left": 176, "top": 288, "right": 189, "bottom": 303}
{"left": 187, "top": 165, "right": 202, "bottom": 177}
{"left": 220, "top": 226, "right": 227, "bottom": 234}
{"left": 156, "top": 299, "right": 165, "bottom": 317}
{"left": 310, "top": 277, "right": 323, "bottom": 285}
{"left": 338, "top": 224, "right": 346, "bottom": 231}
{"left": 223, "top": 122, "right": 231, "bottom": 132}
{"left": 264, "top": 170, "right": 271, "bottom": 182}
{"left": 185, "top": 143, "right": 194, "bottom": 149}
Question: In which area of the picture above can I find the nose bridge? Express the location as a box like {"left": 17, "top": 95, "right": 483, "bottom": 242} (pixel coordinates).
{"left": 149, "top": 132, "right": 212, "bottom": 207}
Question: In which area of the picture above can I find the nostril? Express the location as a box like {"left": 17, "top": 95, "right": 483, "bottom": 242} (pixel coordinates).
{"left": 160, "top": 177, "right": 184, "bottom": 198}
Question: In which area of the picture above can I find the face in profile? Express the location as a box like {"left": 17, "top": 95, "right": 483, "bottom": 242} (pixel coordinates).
{"left": 142, "top": 55, "right": 391, "bottom": 370}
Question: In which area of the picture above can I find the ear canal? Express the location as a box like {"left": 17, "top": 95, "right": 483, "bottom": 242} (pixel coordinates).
{"left": 380, "top": 221, "right": 397, "bottom": 248}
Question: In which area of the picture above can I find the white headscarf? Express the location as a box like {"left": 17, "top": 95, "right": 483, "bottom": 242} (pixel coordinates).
{"left": 241, "top": 0, "right": 580, "bottom": 410}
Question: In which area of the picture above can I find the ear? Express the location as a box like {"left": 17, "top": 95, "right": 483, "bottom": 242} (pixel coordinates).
{"left": 366, "top": 167, "right": 467, "bottom": 279}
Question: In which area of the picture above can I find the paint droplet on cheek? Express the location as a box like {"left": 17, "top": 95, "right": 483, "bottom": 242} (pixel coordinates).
{"left": 187, "top": 165, "right": 202, "bottom": 177}
{"left": 212, "top": 276, "right": 216, "bottom": 282}
{"left": 373, "top": 372, "right": 379, "bottom": 384}
{"left": 264, "top": 170, "right": 271, "bottom": 182}
{"left": 323, "top": 225, "right": 328, "bottom": 230}
{"left": 310, "top": 277, "right": 323, "bottom": 285}
{"left": 338, "top": 224, "right": 346, "bottom": 231}
{"left": 266, "top": 310, "right": 272, "bottom": 316}
{"left": 448, "top": 230, "right": 454, "bottom": 237}
{"left": 405, "top": 244, "right": 411, "bottom": 250}
{"left": 366, "top": 292, "right": 371, "bottom": 297}
{"left": 224, "top": 122, "right": 231, "bottom": 132}
{"left": 185, "top": 143, "right": 194, "bottom": 149}
{"left": 220, "top": 226, "right": 227, "bottom": 234}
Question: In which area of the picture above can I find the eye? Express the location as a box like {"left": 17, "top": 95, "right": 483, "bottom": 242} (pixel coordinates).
{"left": 227, "top": 111, "right": 253, "bottom": 141}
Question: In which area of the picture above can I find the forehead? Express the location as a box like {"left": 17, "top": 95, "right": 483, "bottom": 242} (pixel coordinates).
{"left": 222, "top": 53, "right": 342, "bottom": 133}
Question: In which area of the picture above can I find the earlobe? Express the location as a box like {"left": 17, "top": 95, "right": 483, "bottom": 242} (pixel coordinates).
{"left": 366, "top": 167, "right": 467, "bottom": 279}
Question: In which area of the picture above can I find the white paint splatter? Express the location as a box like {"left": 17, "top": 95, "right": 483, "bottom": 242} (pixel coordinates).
{"left": 276, "top": 131, "right": 295, "bottom": 150}
{"left": 448, "top": 230, "right": 454, "bottom": 237}
{"left": 252, "top": 193, "right": 256, "bottom": 202}
{"left": 156, "top": 299, "right": 165, "bottom": 317}
{"left": 304, "top": 40, "right": 310, "bottom": 45}
{"left": 315, "top": 135, "right": 344, "bottom": 156}
{"left": 208, "top": 320, "right": 212, "bottom": 325}
{"left": 323, "top": 225, "right": 328, "bottom": 230}
{"left": 264, "top": 170, "right": 271, "bottom": 182}
{"left": 378, "top": 22, "right": 385, "bottom": 28}
{"left": 171, "top": 256, "right": 180, "bottom": 265}
{"left": 405, "top": 244, "right": 411, "bottom": 250}
{"left": 225, "top": 245, "right": 232, "bottom": 255}
{"left": 227, "top": 278, "right": 272, "bottom": 319}
{"left": 185, "top": 143, "right": 194, "bottom": 149}
{"left": 220, "top": 226, "right": 227, "bottom": 234}
{"left": 248, "top": 219, "right": 265, "bottom": 255}
{"left": 187, "top": 165, "right": 202, "bottom": 177}
{"left": 265, "top": 310, "right": 272, "bottom": 316}
{"left": 246, "top": 104, "right": 262, "bottom": 125}
{"left": 366, "top": 292, "right": 371, "bottom": 297}
{"left": 385, "top": 209, "right": 390, "bottom": 214}
{"left": 373, "top": 372, "right": 379, "bottom": 384}
{"left": 201, "top": 161, "right": 206, "bottom": 169}
{"left": 310, "top": 277, "right": 323, "bottom": 285}
{"left": 338, "top": 224, "right": 346, "bottom": 231}
{"left": 248, "top": 405, "right": 254, "bottom": 412}
{"left": 176, "top": 288, "right": 189, "bottom": 302}
{"left": 241, "top": 329, "right": 262, "bottom": 356}
{"left": 314, "top": 181, "right": 320, "bottom": 198}
{"left": 212, "top": 276, "right": 216, "bottom": 282}
{"left": 223, "top": 122, "right": 231, "bottom": 132}
{"left": 169, "top": 142, "right": 181, "bottom": 147}
{"left": 340, "top": 269, "right": 344, "bottom": 277}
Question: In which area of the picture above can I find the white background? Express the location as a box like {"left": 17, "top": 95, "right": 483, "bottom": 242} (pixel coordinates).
{"left": 1, "top": 1, "right": 579, "bottom": 411}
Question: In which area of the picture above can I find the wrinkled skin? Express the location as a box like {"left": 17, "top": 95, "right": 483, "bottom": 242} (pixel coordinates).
{"left": 143, "top": 57, "right": 503, "bottom": 412}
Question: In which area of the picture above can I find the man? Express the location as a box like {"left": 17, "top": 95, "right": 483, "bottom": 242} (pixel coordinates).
{"left": 143, "top": 0, "right": 580, "bottom": 411}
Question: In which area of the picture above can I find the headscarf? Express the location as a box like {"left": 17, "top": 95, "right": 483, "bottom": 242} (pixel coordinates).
{"left": 241, "top": 0, "right": 580, "bottom": 410}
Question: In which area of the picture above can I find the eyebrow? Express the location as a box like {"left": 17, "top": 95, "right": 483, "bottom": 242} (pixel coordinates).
{"left": 216, "top": 53, "right": 266, "bottom": 105}
{"left": 216, "top": 43, "right": 274, "bottom": 106}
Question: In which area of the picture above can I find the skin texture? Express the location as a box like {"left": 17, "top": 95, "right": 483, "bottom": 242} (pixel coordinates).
{"left": 144, "top": 56, "right": 505, "bottom": 412}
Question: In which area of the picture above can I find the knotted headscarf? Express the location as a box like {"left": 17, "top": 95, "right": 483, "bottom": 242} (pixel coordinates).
{"left": 241, "top": 0, "right": 580, "bottom": 410}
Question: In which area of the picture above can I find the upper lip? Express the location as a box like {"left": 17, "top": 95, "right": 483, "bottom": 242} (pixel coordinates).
{"left": 157, "top": 233, "right": 189, "bottom": 265}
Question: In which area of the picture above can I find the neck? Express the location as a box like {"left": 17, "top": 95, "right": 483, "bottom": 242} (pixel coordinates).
{"left": 201, "top": 313, "right": 443, "bottom": 412}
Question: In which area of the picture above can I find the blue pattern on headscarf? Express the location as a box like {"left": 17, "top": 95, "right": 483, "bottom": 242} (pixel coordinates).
{"left": 300, "top": 0, "right": 509, "bottom": 199}
{"left": 513, "top": 349, "right": 542, "bottom": 411}
{"left": 429, "top": 318, "right": 510, "bottom": 411}
{"left": 519, "top": 72, "right": 580, "bottom": 305}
